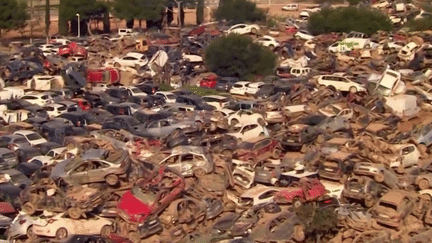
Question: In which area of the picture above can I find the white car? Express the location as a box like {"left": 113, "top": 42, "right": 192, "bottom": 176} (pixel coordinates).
{"left": 295, "top": 30, "right": 314, "bottom": 40}
{"left": 202, "top": 95, "right": 230, "bottom": 110}
{"left": 372, "top": 0, "right": 390, "bottom": 9}
{"left": 282, "top": 4, "right": 299, "bottom": 11}
{"left": 217, "top": 108, "right": 236, "bottom": 118}
{"left": 398, "top": 42, "right": 421, "bottom": 62}
{"left": 29, "top": 147, "right": 75, "bottom": 166}
{"left": 27, "top": 75, "right": 63, "bottom": 91}
{"left": 21, "top": 93, "right": 54, "bottom": 106}
{"left": 230, "top": 81, "right": 251, "bottom": 96}
{"left": 118, "top": 28, "right": 137, "bottom": 37}
{"left": 119, "top": 86, "right": 147, "bottom": 97}
{"left": 49, "top": 37, "right": 70, "bottom": 45}
{"left": 318, "top": 104, "right": 354, "bottom": 120}
{"left": 227, "top": 122, "right": 269, "bottom": 142}
{"left": 33, "top": 213, "right": 112, "bottom": 240}
{"left": 90, "top": 83, "right": 111, "bottom": 92}
{"left": 14, "top": 130, "right": 47, "bottom": 146}
{"left": 316, "top": 75, "right": 366, "bottom": 93}
{"left": 8, "top": 212, "right": 48, "bottom": 241}
{"left": 227, "top": 110, "right": 266, "bottom": 126}
{"left": 254, "top": 36, "right": 280, "bottom": 49}
{"left": 43, "top": 103, "right": 68, "bottom": 118}
{"left": 236, "top": 185, "right": 281, "bottom": 207}
{"left": 38, "top": 44, "right": 60, "bottom": 53}
{"left": 155, "top": 91, "right": 177, "bottom": 103}
{"left": 227, "top": 24, "right": 260, "bottom": 35}
{"left": 245, "top": 82, "right": 265, "bottom": 96}
{"left": 112, "top": 52, "right": 149, "bottom": 68}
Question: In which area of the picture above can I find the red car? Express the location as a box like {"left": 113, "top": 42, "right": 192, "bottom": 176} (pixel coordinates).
{"left": 87, "top": 68, "right": 120, "bottom": 84}
{"left": 273, "top": 178, "right": 327, "bottom": 208}
{"left": 200, "top": 75, "right": 218, "bottom": 89}
{"left": 285, "top": 26, "right": 298, "bottom": 34}
{"left": 234, "top": 138, "right": 282, "bottom": 165}
{"left": 58, "top": 42, "right": 87, "bottom": 58}
{"left": 116, "top": 167, "right": 184, "bottom": 240}
{"left": 71, "top": 98, "right": 91, "bottom": 111}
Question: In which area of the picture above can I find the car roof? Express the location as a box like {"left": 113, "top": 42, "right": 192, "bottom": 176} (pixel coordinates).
{"left": 241, "top": 184, "right": 280, "bottom": 197}
{"left": 234, "top": 81, "right": 251, "bottom": 85}
{"left": 14, "top": 130, "right": 36, "bottom": 135}
{"left": 203, "top": 95, "right": 227, "bottom": 99}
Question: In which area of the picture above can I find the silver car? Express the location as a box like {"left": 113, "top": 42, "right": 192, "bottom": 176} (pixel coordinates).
{"left": 159, "top": 146, "right": 213, "bottom": 177}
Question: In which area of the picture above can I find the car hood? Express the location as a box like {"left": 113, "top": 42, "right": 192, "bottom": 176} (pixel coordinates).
{"left": 117, "top": 190, "right": 153, "bottom": 223}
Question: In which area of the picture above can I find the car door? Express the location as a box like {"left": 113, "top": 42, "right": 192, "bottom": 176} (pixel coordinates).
{"left": 68, "top": 162, "right": 90, "bottom": 184}
{"left": 159, "top": 120, "right": 174, "bottom": 137}
{"left": 87, "top": 161, "right": 111, "bottom": 183}
{"left": 146, "top": 121, "right": 160, "bottom": 136}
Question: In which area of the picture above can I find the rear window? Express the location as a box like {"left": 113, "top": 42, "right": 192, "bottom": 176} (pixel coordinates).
{"left": 27, "top": 133, "right": 43, "bottom": 141}
{"left": 13, "top": 137, "right": 27, "bottom": 143}
{"left": 379, "top": 201, "right": 398, "bottom": 211}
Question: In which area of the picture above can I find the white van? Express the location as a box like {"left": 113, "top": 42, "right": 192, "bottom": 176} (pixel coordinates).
{"left": 328, "top": 38, "right": 373, "bottom": 53}
{"left": 385, "top": 95, "right": 420, "bottom": 119}
{"left": 398, "top": 42, "right": 421, "bottom": 62}
{"left": 118, "top": 28, "right": 136, "bottom": 37}
{"left": 374, "top": 69, "right": 405, "bottom": 96}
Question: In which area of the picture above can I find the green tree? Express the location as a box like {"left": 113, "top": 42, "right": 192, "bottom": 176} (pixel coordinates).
{"left": 296, "top": 204, "right": 339, "bottom": 243}
{"left": 214, "top": 0, "right": 265, "bottom": 23}
{"left": 0, "top": 0, "right": 29, "bottom": 36}
{"left": 205, "top": 34, "right": 276, "bottom": 79}
{"left": 113, "top": 0, "right": 166, "bottom": 29}
{"left": 196, "top": 0, "right": 204, "bottom": 25}
{"left": 307, "top": 6, "right": 392, "bottom": 36}
{"left": 58, "top": 0, "right": 107, "bottom": 35}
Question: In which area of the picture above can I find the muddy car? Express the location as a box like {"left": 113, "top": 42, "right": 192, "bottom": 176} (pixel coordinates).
{"left": 116, "top": 167, "right": 184, "bottom": 242}
{"left": 353, "top": 162, "right": 398, "bottom": 189}
{"left": 318, "top": 152, "right": 358, "bottom": 183}
{"left": 342, "top": 176, "right": 386, "bottom": 207}
{"left": 370, "top": 190, "right": 429, "bottom": 228}
{"left": 158, "top": 146, "right": 214, "bottom": 177}
{"left": 250, "top": 211, "right": 305, "bottom": 242}
{"left": 160, "top": 198, "right": 206, "bottom": 231}
{"left": 279, "top": 124, "right": 327, "bottom": 152}
{"left": 191, "top": 135, "right": 238, "bottom": 159}
{"left": 20, "top": 182, "right": 103, "bottom": 219}
{"left": 50, "top": 150, "right": 130, "bottom": 186}
{"left": 273, "top": 178, "right": 327, "bottom": 208}
{"left": 233, "top": 138, "right": 282, "bottom": 165}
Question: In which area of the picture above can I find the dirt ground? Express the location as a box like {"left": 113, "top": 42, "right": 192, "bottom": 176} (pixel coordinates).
{"left": 0, "top": 2, "right": 349, "bottom": 43}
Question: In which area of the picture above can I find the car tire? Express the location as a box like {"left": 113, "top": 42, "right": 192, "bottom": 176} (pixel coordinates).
{"left": 316, "top": 134, "right": 325, "bottom": 144}
{"left": 128, "top": 230, "right": 140, "bottom": 243}
{"left": 349, "top": 86, "right": 357, "bottom": 93}
{"left": 196, "top": 121, "right": 203, "bottom": 131}
{"left": 101, "top": 225, "right": 112, "bottom": 238}
{"left": 68, "top": 207, "right": 82, "bottom": 219}
{"left": 264, "top": 203, "right": 281, "bottom": 214}
{"left": 114, "top": 62, "right": 121, "bottom": 68}
{"left": 419, "top": 179, "right": 430, "bottom": 190}
{"left": 193, "top": 168, "right": 206, "bottom": 178}
{"left": 293, "top": 197, "right": 302, "bottom": 209}
{"left": 269, "top": 44, "right": 275, "bottom": 50}
{"left": 293, "top": 224, "right": 305, "bottom": 242}
{"left": 105, "top": 174, "right": 119, "bottom": 186}
{"left": 221, "top": 149, "right": 233, "bottom": 159}
{"left": 27, "top": 226, "right": 36, "bottom": 239}
{"left": 272, "top": 148, "right": 282, "bottom": 159}
{"left": 231, "top": 119, "right": 239, "bottom": 126}
{"left": 251, "top": 28, "right": 257, "bottom": 34}
{"left": 374, "top": 172, "right": 384, "bottom": 183}
{"left": 364, "top": 194, "right": 375, "bottom": 208}
{"left": 23, "top": 202, "right": 36, "bottom": 215}
{"left": 55, "top": 228, "right": 68, "bottom": 240}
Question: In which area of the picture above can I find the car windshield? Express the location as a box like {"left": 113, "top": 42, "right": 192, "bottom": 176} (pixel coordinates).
{"left": 238, "top": 142, "right": 254, "bottom": 150}
{"left": 375, "top": 85, "right": 391, "bottom": 96}
{"left": 13, "top": 137, "right": 27, "bottom": 144}
{"left": 27, "top": 133, "right": 43, "bottom": 141}
{"left": 131, "top": 88, "right": 144, "bottom": 94}
{"left": 131, "top": 186, "right": 158, "bottom": 205}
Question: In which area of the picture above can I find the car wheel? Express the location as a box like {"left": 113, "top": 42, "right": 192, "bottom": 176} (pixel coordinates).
{"left": 364, "top": 194, "right": 375, "bottom": 208}
{"left": 221, "top": 150, "right": 233, "bottom": 159}
{"left": 68, "top": 207, "right": 82, "bottom": 219}
{"left": 264, "top": 203, "right": 281, "bottom": 214}
{"left": 27, "top": 226, "right": 36, "bottom": 239}
{"left": 316, "top": 134, "right": 325, "bottom": 144}
{"left": 269, "top": 44, "right": 275, "bottom": 50}
{"left": 349, "top": 86, "right": 357, "bottom": 93}
{"left": 196, "top": 121, "right": 204, "bottom": 131}
{"left": 105, "top": 174, "right": 119, "bottom": 186}
{"left": 193, "top": 168, "right": 206, "bottom": 178}
{"left": 293, "top": 197, "right": 302, "bottom": 209}
{"left": 293, "top": 224, "right": 305, "bottom": 242}
{"left": 272, "top": 148, "right": 282, "bottom": 159}
{"left": 114, "top": 62, "right": 121, "bottom": 68}
{"left": 374, "top": 172, "right": 384, "bottom": 183}
{"left": 419, "top": 179, "right": 430, "bottom": 190}
{"left": 319, "top": 85, "right": 326, "bottom": 90}
{"left": 251, "top": 28, "right": 257, "bottom": 34}
{"left": 128, "top": 230, "right": 140, "bottom": 243}
{"left": 258, "top": 118, "right": 266, "bottom": 126}
{"left": 23, "top": 202, "right": 36, "bottom": 215}
{"left": 55, "top": 228, "right": 68, "bottom": 240}
{"left": 231, "top": 119, "right": 239, "bottom": 126}
{"left": 101, "top": 225, "right": 112, "bottom": 238}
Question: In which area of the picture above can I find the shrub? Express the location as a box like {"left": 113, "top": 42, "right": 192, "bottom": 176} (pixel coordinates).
{"left": 204, "top": 34, "right": 277, "bottom": 80}
{"left": 214, "top": 0, "right": 266, "bottom": 23}
{"left": 307, "top": 6, "right": 393, "bottom": 36}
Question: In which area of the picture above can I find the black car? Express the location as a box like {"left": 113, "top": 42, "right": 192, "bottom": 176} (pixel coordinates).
{"left": 133, "top": 111, "right": 171, "bottom": 126}
{"left": 85, "top": 108, "right": 113, "bottom": 125}
{"left": 255, "top": 84, "right": 292, "bottom": 99}
{"left": 16, "top": 146, "right": 42, "bottom": 163}
{"left": 175, "top": 95, "right": 215, "bottom": 111}
{"left": 106, "top": 87, "right": 130, "bottom": 101}
{"left": 128, "top": 96, "right": 161, "bottom": 108}
{"left": 215, "top": 77, "right": 238, "bottom": 91}
{"left": 82, "top": 92, "right": 104, "bottom": 108}
{"left": 58, "top": 111, "right": 88, "bottom": 127}
{"left": 102, "top": 115, "right": 146, "bottom": 136}
{"left": 39, "top": 121, "right": 83, "bottom": 144}
{"left": 191, "top": 135, "right": 238, "bottom": 159}
{"left": 106, "top": 103, "right": 140, "bottom": 116}
{"left": 135, "top": 83, "right": 159, "bottom": 95}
